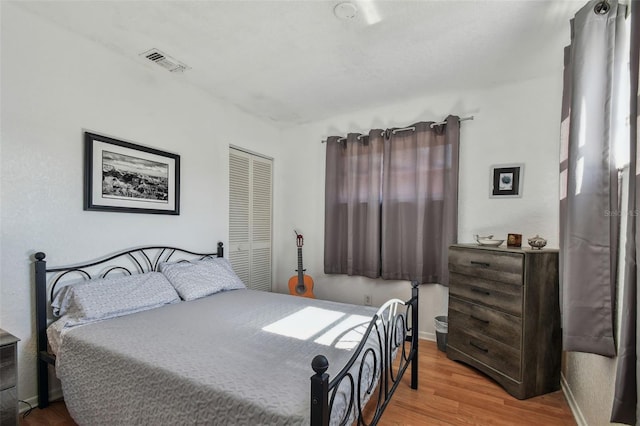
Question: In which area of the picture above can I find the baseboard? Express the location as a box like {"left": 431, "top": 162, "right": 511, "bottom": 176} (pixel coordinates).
{"left": 19, "top": 388, "right": 63, "bottom": 414}
{"left": 419, "top": 330, "right": 435, "bottom": 341}
{"left": 561, "top": 373, "right": 587, "bottom": 426}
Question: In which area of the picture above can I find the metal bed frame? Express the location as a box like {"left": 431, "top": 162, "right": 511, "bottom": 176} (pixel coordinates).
{"left": 33, "top": 242, "right": 419, "bottom": 426}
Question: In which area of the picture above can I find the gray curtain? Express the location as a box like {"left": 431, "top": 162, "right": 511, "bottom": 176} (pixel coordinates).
{"left": 559, "top": 0, "right": 625, "bottom": 357}
{"left": 381, "top": 117, "right": 460, "bottom": 284}
{"left": 324, "top": 131, "right": 384, "bottom": 278}
{"left": 611, "top": 1, "right": 639, "bottom": 423}
{"left": 324, "top": 117, "right": 459, "bottom": 283}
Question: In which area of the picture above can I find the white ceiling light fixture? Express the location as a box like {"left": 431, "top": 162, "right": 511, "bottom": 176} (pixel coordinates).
{"left": 334, "top": 2, "right": 358, "bottom": 20}
{"left": 139, "top": 48, "right": 190, "bottom": 73}
{"left": 356, "top": 0, "right": 382, "bottom": 25}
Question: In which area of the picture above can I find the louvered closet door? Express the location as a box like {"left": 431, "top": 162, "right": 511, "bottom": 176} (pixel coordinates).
{"left": 229, "top": 148, "right": 272, "bottom": 292}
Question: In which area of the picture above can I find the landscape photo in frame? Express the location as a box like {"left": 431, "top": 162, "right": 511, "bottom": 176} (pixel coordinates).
{"left": 84, "top": 132, "right": 180, "bottom": 214}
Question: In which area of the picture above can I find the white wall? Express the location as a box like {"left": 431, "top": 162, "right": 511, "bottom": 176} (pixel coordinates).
{"left": 0, "top": 3, "right": 282, "bottom": 402}
{"left": 274, "top": 72, "right": 563, "bottom": 341}
{"left": 563, "top": 352, "right": 619, "bottom": 425}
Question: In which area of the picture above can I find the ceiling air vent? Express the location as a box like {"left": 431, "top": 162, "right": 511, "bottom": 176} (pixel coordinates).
{"left": 139, "top": 48, "right": 190, "bottom": 73}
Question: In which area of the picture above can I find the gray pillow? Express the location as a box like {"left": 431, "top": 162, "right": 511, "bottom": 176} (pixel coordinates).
{"left": 159, "top": 257, "right": 246, "bottom": 301}
{"left": 52, "top": 272, "right": 180, "bottom": 324}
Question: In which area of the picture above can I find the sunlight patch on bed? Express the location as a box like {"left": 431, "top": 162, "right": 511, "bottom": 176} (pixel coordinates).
{"left": 262, "top": 308, "right": 370, "bottom": 349}
{"left": 263, "top": 307, "right": 345, "bottom": 340}
{"left": 314, "top": 314, "right": 370, "bottom": 349}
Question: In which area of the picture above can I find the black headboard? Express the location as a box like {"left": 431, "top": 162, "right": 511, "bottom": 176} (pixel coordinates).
{"left": 33, "top": 242, "right": 224, "bottom": 408}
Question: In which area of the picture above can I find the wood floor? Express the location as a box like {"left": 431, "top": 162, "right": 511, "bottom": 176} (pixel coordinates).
{"left": 19, "top": 340, "right": 575, "bottom": 426}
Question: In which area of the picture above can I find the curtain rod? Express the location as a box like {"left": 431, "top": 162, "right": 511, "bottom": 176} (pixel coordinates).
{"left": 321, "top": 116, "right": 474, "bottom": 143}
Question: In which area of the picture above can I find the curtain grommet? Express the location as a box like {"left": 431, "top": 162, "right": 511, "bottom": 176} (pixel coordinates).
{"left": 594, "top": 0, "right": 610, "bottom": 15}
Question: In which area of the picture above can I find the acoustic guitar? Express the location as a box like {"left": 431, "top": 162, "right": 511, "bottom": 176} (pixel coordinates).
{"left": 288, "top": 232, "right": 315, "bottom": 298}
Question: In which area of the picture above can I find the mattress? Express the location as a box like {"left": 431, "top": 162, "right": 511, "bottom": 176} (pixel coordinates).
{"left": 51, "top": 289, "right": 388, "bottom": 425}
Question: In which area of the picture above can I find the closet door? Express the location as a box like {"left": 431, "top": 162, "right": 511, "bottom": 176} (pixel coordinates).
{"left": 229, "top": 147, "right": 272, "bottom": 291}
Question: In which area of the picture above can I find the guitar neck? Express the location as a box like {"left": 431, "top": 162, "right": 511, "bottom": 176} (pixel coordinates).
{"left": 297, "top": 247, "right": 304, "bottom": 283}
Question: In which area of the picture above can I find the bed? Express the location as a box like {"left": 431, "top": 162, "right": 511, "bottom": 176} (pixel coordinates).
{"left": 33, "top": 243, "right": 419, "bottom": 425}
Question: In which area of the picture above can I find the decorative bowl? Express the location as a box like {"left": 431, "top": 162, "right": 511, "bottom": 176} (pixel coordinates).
{"left": 473, "top": 234, "right": 494, "bottom": 244}
{"left": 476, "top": 238, "right": 504, "bottom": 247}
{"left": 527, "top": 235, "right": 547, "bottom": 249}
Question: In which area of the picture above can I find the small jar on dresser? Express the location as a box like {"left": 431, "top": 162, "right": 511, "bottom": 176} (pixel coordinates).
{"left": 0, "top": 329, "right": 20, "bottom": 426}
{"left": 447, "top": 244, "right": 561, "bottom": 400}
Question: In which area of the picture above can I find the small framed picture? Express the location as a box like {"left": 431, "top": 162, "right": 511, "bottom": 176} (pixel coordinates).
{"left": 507, "top": 233, "right": 522, "bottom": 247}
{"left": 84, "top": 132, "right": 180, "bottom": 214}
{"left": 490, "top": 164, "right": 523, "bottom": 198}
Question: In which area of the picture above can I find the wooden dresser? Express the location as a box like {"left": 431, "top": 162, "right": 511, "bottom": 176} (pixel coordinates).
{"left": 447, "top": 244, "right": 561, "bottom": 400}
{"left": 0, "top": 329, "right": 19, "bottom": 426}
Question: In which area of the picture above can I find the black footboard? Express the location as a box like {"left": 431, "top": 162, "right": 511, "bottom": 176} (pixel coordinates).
{"left": 310, "top": 281, "right": 419, "bottom": 426}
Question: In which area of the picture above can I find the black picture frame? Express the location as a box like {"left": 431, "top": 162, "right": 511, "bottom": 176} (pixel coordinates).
{"left": 84, "top": 132, "right": 180, "bottom": 215}
{"left": 490, "top": 164, "right": 523, "bottom": 198}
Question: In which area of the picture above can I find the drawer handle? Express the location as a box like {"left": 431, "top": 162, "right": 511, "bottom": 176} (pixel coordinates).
{"left": 471, "top": 287, "right": 491, "bottom": 296}
{"left": 470, "top": 260, "right": 491, "bottom": 267}
{"left": 470, "top": 315, "right": 489, "bottom": 324}
{"left": 470, "top": 341, "right": 489, "bottom": 353}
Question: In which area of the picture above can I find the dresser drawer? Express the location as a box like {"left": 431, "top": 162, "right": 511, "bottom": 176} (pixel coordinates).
{"left": 449, "top": 297, "right": 522, "bottom": 350}
{"left": 0, "top": 345, "right": 16, "bottom": 391}
{"left": 449, "top": 272, "right": 523, "bottom": 316}
{"left": 448, "top": 328, "right": 521, "bottom": 380}
{"left": 0, "top": 387, "right": 17, "bottom": 426}
{"left": 449, "top": 247, "right": 523, "bottom": 285}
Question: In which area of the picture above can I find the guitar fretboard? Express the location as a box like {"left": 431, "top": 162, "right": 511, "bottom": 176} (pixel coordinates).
{"left": 297, "top": 247, "right": 304, "bottom": 286}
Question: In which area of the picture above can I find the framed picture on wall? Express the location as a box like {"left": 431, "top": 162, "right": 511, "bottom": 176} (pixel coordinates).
{"left": 490, "top": 164, "right": 524, "bottom": 198}
{"left": 84, "top": 132, "right": 180, "bottom": 214}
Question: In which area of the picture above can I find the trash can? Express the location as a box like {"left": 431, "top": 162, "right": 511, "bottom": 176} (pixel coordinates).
{"left": 434, "top": 316, "right": 448, "bottom": 352}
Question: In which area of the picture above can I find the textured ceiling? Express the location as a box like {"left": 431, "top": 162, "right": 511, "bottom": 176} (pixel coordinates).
{"left": 13, "top": 0, "right": 583, "bottom": 126}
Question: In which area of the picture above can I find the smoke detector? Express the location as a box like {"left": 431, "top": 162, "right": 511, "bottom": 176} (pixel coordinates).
{"left": 334, "top": 2, "right": 358, "bottom": 20}
{"left": 139, "top": 48, "right": 190, "bottom": 73}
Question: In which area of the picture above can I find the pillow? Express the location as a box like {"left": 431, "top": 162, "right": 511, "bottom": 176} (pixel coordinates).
{"left": 52, "top": 272, "right": 180, "bottom": 323}
{"left": 159, "top": 257, "right": 246, "bottom": 301}
{"left": 52, "top": 279, "right": 85, "bottom": 317}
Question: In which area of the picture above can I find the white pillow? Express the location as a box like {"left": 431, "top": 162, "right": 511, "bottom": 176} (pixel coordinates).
{"left": 52, "top": 272, "right": 180, "bottom": 323}
{"left": 52, "top": 279, "right": 84, "bottom": 317}
{"left": 159, "top": 257, "right": 246, "bottom": 301}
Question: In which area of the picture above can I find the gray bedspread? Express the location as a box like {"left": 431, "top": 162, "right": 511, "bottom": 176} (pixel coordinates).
{"left": 54, "top": 289, "right": 382, "bottom": 425}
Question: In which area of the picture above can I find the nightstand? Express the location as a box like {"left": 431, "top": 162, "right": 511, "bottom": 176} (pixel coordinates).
{"left": 0, "top": 329, "right": 19, "bottom": 426}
